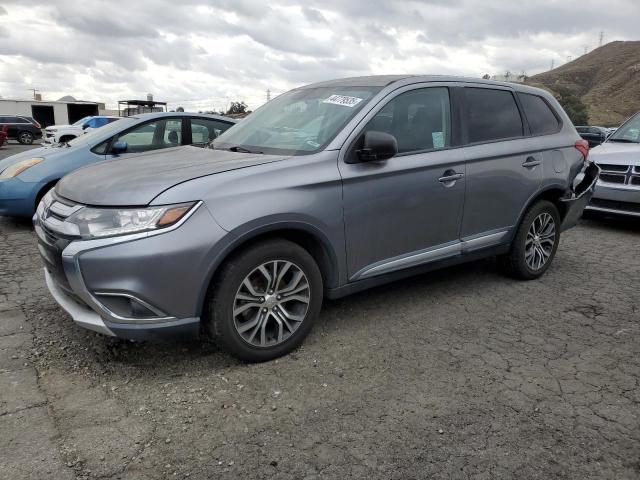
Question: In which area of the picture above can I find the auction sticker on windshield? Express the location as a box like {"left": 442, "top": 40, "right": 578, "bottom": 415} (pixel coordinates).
{"left": 323, "top": 95, "right": 363, "bottom": 107}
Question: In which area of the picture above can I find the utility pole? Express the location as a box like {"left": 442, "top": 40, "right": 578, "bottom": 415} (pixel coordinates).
{"left": 583, "top": 45, "right": 588, "bottom": 55}
{"left": 550, "top": 59, "right": 555, "bottom": 70}
{"left": 599, "top": 31, "right": 605, "bottom": 47}
{"left": 29, "top": 88, "right": 39, "bottom": 100}
{"left": 266, "top": 89, "right": 271, "bottom": 102}
{"left": 566, "top": 55, "right": 572, "bottom": 63}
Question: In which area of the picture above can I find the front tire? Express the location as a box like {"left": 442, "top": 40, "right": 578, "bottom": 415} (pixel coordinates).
{"left": 205, "top": 239, "right": 323, "bottom": 362}
{"left": 18, "top": 131, "right": 34, "bottom": 145}
{"left": 59, "top": 135, "right": 76, "bottom": 143}
{"left": 499, "top": 200, "right": 561, "bottom": 280}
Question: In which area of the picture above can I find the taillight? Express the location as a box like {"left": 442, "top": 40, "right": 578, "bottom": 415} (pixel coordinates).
{"left": 575, "top": 139, "right": 589, "bottom": 161}
{"left": 34, "top": 121, "right": 42, "bottom": 129}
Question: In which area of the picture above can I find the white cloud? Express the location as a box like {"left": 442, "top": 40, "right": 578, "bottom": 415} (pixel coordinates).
{"left": 0, "top": 0, "right": 637, "bottom": 110}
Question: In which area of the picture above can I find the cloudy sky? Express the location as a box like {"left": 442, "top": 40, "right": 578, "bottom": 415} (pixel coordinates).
{"left": 0, "top": 0, "right": 638, "bottom": 111}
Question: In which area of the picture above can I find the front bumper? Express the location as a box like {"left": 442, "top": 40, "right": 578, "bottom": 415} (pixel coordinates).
{"left": 35, "top": 197, "right": 227, "bottom": 341}
{"left": 585, "top": 180, "right": 640, "bottom": 217}
{"left": 44, "top": 268, "right": 115, "bottom": 336}
{"left": 0, "top": 178, "right": 41, "bottom": 217}
{"left": 45, "top": 269, "right": 201, "bottom": 340}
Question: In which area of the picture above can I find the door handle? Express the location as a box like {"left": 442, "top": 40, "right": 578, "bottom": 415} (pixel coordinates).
{"left": 522, "top": 156, "right": 541, "bottom": 168}
{"left": 438, "top": 171, "right": 464, "bottom": 184}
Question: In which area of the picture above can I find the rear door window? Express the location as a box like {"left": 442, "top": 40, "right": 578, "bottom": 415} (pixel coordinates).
{"left": 464, "top": 88, "right": 523, "bottom": 143}
{"left": 519, "top": 93, "right": 560, "bottom": 135}
{"left": 191, "top": 118, "right": 233, "bottom": 145}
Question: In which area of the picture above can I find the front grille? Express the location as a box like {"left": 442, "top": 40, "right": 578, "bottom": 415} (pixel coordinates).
{"left": 36, "top": 192, "right": 84, "bottom": 291}
{"left": 599, "top": 173, "right": 625, "bottom": 184}
{"left": 590, "top": 198, "right": 640, "bottom": 213}
{"left": 598, "top": 163, "right": 629, "bottom": 173}
{"left": 596, "top": 163, "right": 640, "bottom": 187}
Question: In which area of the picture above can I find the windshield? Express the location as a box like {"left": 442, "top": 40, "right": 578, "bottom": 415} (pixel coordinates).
{"left": 72, "top": 116, "right": 91, "bottom": 126}
{"left": 213, "top": 86, "right": 382, "bottom": 155}
{"left": 608, "top": 113, "right": 640, "bottom": 143}
{"left": 67, "top": 116, "right": 137, "bottom": 147}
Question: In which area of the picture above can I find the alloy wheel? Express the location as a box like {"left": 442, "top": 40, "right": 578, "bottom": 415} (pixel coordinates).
{"left": 233, "top": 260, "right": 311, "bottom": 347}
{"left": 525, "top": 212, "right": 556, "bottom": 270}
{"left": 19, "top": 132, "right": 33, "bottom": 144}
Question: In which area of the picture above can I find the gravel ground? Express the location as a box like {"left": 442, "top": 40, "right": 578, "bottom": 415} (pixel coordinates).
{"left": 1, "top": 143, "right": 639, "bottom": 479}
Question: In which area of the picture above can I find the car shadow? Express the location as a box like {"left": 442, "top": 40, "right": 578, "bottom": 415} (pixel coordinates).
{"left": 580, "top": 213, "right": 640, "bottom": 233}
{"left": 89, "top": 257, "right": 500, "bottom": 373}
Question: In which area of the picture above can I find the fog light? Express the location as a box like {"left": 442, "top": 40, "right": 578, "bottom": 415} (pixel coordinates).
{"left": 94, "top": 293, "right": 165, "bottom": 320}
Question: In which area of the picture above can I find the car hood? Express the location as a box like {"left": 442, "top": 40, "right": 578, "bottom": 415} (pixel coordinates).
{"left": 0, "top": 144, "right": 74, "bottom": 172}
{"left": 46, "top": 124, "right": 73, "bottom": 131}
{"left": 57, "top": 145, "right": 290, "bottom": 206}
{"left": 591, "top": 141, "right": 640, "bottom": 166}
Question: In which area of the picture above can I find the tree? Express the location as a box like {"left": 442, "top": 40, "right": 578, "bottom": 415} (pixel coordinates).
{"left": 555, "top": 87, "right": 589, "bottom": 125}
{"left": 482, "top": 74, "right": 491, "bottom": 80}
{"left": 226, "top": 101, "right": 249, "bottom": 115}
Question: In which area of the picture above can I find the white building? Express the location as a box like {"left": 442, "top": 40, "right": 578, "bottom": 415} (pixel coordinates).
{"left": 0, "top": 96, "right": 103, "bottom": 127}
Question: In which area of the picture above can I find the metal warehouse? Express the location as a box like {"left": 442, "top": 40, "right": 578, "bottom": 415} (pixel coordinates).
{"left": 0, "top": 97, "right": 103, "bottom": 127}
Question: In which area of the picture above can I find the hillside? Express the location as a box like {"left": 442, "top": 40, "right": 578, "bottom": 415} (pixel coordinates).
{"left": 528, "top": 41, "right": 640, "bottom": 126}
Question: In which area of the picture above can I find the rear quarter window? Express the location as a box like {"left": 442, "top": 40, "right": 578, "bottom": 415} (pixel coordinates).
{"left": 519, "top": 93, "right": 561, "bottom": 135}
{"left": 464, "top": 88, "right": 523, "bottom": 143}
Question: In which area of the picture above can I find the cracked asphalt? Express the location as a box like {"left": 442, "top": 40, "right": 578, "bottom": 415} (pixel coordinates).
{"left": 1, "top": 142, "right": 639, "bottom": 479}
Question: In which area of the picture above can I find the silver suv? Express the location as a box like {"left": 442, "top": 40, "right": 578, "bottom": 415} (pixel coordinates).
{"left": 35, "top": 76, "right": 599, "bottom": 361}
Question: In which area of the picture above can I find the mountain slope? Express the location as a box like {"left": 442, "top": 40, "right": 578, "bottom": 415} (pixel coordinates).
{"left": 528, "top": 41, "right": 640, "bottom": 126}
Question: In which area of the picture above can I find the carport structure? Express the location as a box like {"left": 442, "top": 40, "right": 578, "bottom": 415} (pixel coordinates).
{"left": 118, "top": 99, "right": 167, "bottom": 117}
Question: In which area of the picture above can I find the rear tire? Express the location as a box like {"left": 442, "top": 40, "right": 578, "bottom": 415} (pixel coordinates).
{"left": 204, "top": 239, "right": 323, "bottom": 362}
{"left": 18, "top": 131, "right": 34, "bottom": 145}
{"left": 499, "top": 200, "right": 561, "bottom": 280}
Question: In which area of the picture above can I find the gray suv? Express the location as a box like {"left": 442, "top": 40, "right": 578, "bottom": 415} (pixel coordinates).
{"left": 35, "top": 76, "right": 599, "bottom": 361}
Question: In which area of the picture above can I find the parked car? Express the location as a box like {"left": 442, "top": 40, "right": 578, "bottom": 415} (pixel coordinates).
{"left": 576, "top": 125, "right": 608, "bottom": 147}
{"left": 0, "top": 112, "right": 236, "bottom": 216}
{"left": 0, "top": 115, "right": 43, "bottom": 144}
{"left": 43, "top": 115, "right": 120, "bottom": 144}
{"left": 0, "top": 125, "right": 8, "bottom": 147}
{"left": 605, "top": 127, "right": 618, "bottom": 138}
{"left": 585, "top": 111, "right": 640, "bottom": 217}
{"left": 35, "top": 76, "right": 599, "bottom": 361}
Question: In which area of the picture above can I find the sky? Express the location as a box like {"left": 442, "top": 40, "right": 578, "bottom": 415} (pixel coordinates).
{"left": 0, "top": 0, "right": 639, "bottom": 111}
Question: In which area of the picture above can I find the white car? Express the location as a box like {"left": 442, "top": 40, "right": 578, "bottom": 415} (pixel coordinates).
{"left": 43, "top": 115, "right": 120, "bottom": 144}
{"left": 586, "top": 112, "right": 640, "bottom": 217}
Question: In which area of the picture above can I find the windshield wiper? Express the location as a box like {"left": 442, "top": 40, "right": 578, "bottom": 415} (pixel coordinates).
{"left": 608, "top": 138, "right": 637, "bottom": 143}
{"left": 228, "top": 145, "right": 263, "bottom": 154}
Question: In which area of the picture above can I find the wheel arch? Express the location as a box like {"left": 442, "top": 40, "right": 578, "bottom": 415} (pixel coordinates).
{"left": 17, "top": 130, "right": 34, "bottom": 143}
{"left": 198, "top": 222, "right": 342, "bottom": 318}
{"left": 512, "top": 185, "right": 568, "bottom": 239}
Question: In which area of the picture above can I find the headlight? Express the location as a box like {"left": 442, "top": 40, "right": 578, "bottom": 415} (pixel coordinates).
{"left": 64, "top": 202, "right": 197, "bottom": 239}
{"left": 0, "top": 158, "right": 44, "bottom": 179}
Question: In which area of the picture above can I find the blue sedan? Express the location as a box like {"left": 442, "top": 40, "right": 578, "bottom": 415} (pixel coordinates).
{"left": 0, "top": 112, "right": 236, "bottom": 217}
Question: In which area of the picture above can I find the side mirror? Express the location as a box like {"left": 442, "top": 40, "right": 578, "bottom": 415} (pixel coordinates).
{"left": 82, "top": 123, "right": 90, "bottom": 130}
{"left": 111, "top": 141, "right": 128, "bottom": 154}
{"left": 355, "top": 131, "right": 398, "bottom": 163}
